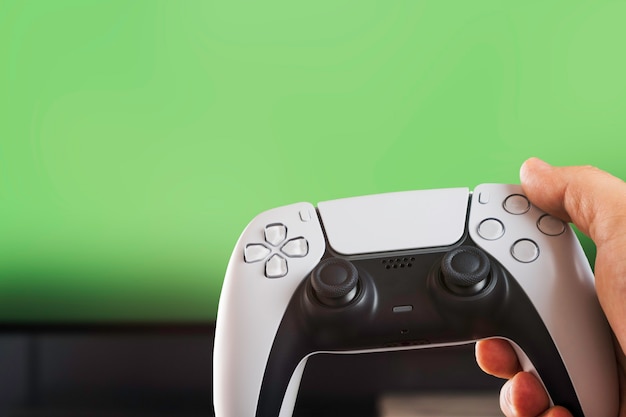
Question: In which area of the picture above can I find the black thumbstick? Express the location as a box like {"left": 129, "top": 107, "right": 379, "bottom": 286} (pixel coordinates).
{"left": 310, "top": 258, "right": 359, "bottom": 307}
{"left": 441, "top": 246, "right": 491, "bottom": 296}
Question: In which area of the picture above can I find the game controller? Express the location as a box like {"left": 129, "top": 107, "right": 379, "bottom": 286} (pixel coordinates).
{"left": 213, "top": 184, "right": 618, "bottom": 417}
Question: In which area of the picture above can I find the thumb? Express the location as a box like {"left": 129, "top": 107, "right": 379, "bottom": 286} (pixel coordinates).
{"left": 519, "top": 157, "right": 626, "bottom": 352}
{"left": 520, "top": 157, "right": 626, "bottom": 245}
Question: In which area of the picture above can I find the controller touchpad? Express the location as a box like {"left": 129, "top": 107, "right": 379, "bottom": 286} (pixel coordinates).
{"left": 317, "top": 188, "right": 469, "bottom": 255}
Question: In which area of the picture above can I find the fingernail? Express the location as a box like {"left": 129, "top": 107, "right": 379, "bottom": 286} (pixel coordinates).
{"left": 520, "top": 157, "right": 551, "bottom": 184}
{"left": 500, "top": 379, "right": 514, "bottom": 416}
{"left": 530, "top": 157, "right": 552, "bottom": 168}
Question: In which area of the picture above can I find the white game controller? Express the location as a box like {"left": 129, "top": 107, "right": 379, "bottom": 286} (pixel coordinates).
{"left": 213, "top": 184, "right": 618, "bottom": 417}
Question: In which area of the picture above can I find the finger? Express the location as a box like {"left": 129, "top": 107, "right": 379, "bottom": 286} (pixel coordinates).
{"left": 520, "top": 157, "right": 626, "bottom": 352}
{"left": 475, "top": 339, "right": 521, "bottom": 379}
{"left": 519, "top": 157, "right": 626, "bottom": 245}
{"left": 536, "top": 407, "right": 574, "bottom": 417}
{"left": 500, "top": 372, "right": 552, "bottom": 417}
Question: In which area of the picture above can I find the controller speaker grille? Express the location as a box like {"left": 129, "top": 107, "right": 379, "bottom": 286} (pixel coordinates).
{"left": 381, "top": 257, "right": 415, "bottom": 269}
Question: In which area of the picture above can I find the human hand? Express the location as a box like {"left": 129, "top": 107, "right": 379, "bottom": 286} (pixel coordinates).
{"left": 475, "top": 157, "right": 626, "bottom": 417}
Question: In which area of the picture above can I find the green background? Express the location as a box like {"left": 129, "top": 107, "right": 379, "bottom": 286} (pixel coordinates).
{"left": 1, "top": 1, "right": 625, "bottom": 322}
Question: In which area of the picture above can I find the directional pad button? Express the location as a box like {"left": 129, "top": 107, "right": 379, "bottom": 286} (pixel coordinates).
{"left": 244, "top": 222, "right": 311, "bottom": 279}
{"left": 265, "top": 254, "right": 288, "bottom": 278}
{"left": 244, "top": 244, "right": 271, "bottom": 263}
{"left": 281, "top": 237, "right": 309, "bottom": 258}
{"left": 265, "top": 223, "right": 287, "bottom": 246}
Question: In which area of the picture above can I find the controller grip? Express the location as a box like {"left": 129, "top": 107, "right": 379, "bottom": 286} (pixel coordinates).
{"left": 496, "top": 336, "right": 618, "bottom": 417}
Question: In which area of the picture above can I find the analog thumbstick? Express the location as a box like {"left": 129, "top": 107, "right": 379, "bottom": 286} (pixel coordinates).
{"left": 441, "top": 246, "right": 491, "bottom": 296}
{"left": 310, "top": 258, "right": 359, "bottom": 307}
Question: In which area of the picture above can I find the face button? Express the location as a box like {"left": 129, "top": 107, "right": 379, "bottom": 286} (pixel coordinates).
{"left": 511, "top": 239, "right": 540, "bottom": 263}
{"left": 503, "top": 194, "right": 531, "bottom": 215}
{"left": 537, "top": 214, "right": 566, "bottom": 236}
{"left": 477, "top": 218, "right": 505, "bottom": 241}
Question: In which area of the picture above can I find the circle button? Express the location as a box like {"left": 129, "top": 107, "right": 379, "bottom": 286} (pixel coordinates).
{"left": 477, "top": 218, "right": 505, "bottom": 240}
{"left": 537, "top": 214, "right": 566, "bottom": 236}
{"left": 503, "top": 194, "right": 530, "bottom": 215}
{"left": 511, "top": 239, "right": 539, "bottom": 263}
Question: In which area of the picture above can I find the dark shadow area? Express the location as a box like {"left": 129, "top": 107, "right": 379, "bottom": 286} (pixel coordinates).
{"left": 0, "top": 323, "right": 501, "bottom": 416}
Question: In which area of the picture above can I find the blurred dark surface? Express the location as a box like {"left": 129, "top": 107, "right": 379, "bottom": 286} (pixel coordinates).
{"left": 0, "top": 324, "right": 501, "bottom": 416}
